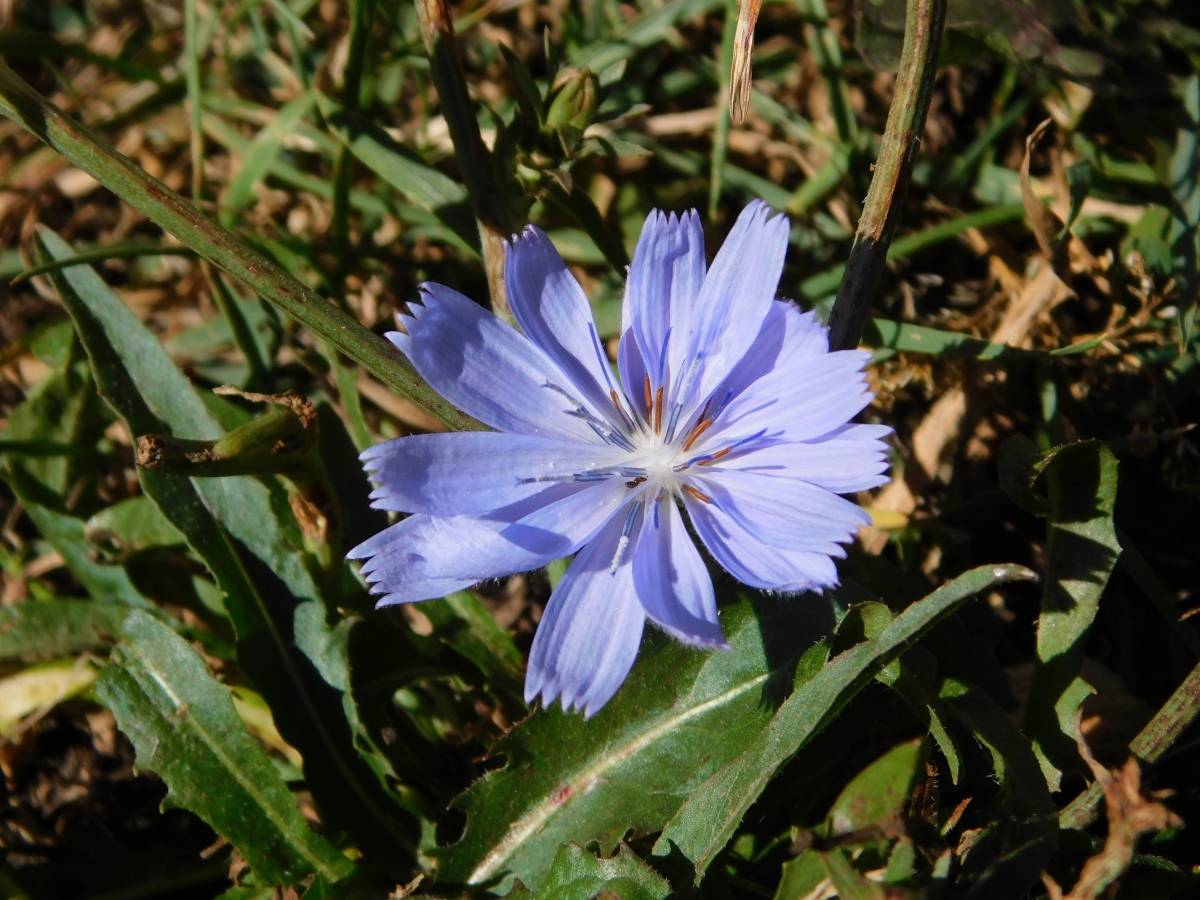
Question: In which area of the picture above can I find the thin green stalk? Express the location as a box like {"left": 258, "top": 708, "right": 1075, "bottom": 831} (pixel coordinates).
{"left": 0, "top": 59, "right": 483, "bottom": 432}
{"left": 331, "top": 0, "right": 378, "bottom": 260}
{"left": 710, "top": 0, "right": 738, "bottom": 219}
{"left": 797, "top": 0, "right": 857, "bottom": 146}
{"left": 186, "top": 0, "right": 273, "bottom": 392}
{"left": 825, "top": 0, "right": 947, "bottom": 351}
{"left": 330, "top": 345, "right": 373, "bottom": 451}
{"left": 1060, "top": 659, "right": 1200, "bottom": 829}
{"left": 184, "top": 0, "right": 205, "bottom": 202}
{"left": 327, "top": 0, "right": 379, "bottom": 450}
{"left": 11, "top": 241, "right": 194, "bottom": 284}
{"left": 209, "top": 267, "right": 272, "bottom": 390}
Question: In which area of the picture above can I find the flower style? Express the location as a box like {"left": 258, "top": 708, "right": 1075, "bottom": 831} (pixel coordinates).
{"left": 350, "top": 201, "right": 890, "bottom": 716}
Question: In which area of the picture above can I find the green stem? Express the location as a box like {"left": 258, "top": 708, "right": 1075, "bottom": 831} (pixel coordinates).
{"left": 0, "top": 59, "right": 483, "bottom": 433}
{"left": 825, "top": 0, "right": 947, "bottom": 352}
{"left": 1059, "top": 659, "right": 1200, "bottom": 829}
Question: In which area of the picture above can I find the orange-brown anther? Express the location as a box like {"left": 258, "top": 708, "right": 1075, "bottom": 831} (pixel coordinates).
{"left": 698, "top": 447, "right": 732, "bottom": 465}
{"left": 644, "top": 374, "right": 653, "bottom": 422}
{"left": 682, "top": 484, "right": 713, "bottom": 504}
{"left": 653, "top": 386, "right": 664, "bottom": 433}
{"left": 682, "top": 418, "right": 714, "bottom": 452}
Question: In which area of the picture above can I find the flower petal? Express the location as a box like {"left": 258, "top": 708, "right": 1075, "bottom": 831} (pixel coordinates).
{"left": 506, "top": 226, "right": 619, "bottom": 417}
{"left": 624, "top": 209, "right": 706, "bottom": 389}
{"left": 695, "top": 468, "right": 870, "bottom": 553}
{"left": 705, "top": 348, "right": 874, "bottom": 445}
{"left": 362, "top": 432, "right": 627, "bottom": 515}
{"left": 389, "top": 282, "right": 602, "bottom": 442}
{"left": 526, "top": 509, "right": 645, "bottom": 717}
{"left": 687, "top": 201, "right": 790, "bottom": 406}
{"left": 350, "top": 479, "right": 631, "bottom": 604}
{"left": 633, "top": 498, "right": 726, "bottom": 648}
{"left": 616, "top": 328, "right": 649, "bottom": 421}
{"left": 685, "top": 497, "right": 840, "bottom": 593}
{"left": 726, "top": 425, "right": 892, "bottom": 493}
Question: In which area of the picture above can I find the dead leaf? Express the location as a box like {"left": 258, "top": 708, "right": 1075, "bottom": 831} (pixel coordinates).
{"left": 1021, "top": 119, "right": 1070, "bottom": 271}
{"left": 1042, "top": 718, "right": 1183, "bottom": 900}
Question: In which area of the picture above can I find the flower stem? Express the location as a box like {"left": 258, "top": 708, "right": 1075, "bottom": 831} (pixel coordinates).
{"left": 0, "top": 58, "right": 484, "bottom": 432}
{"left": 825, "top": 0, "right": 947, "bottom": 352}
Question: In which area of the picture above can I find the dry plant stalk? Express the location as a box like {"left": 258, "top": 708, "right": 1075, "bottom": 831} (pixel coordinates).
{"left": 729, "top": 0, "right": 763, "bottom": 124}
{"left": 1041, "top": 721, "right": 1182, "bottom": 900}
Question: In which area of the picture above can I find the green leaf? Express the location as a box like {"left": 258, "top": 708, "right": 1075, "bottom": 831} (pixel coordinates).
{"left": 435, "top": 595, "right": 837, "bottom": 891}
{"left": 939, "top": 679, "right": 1054, "bottom": 819}
{"left": 821, "top": 848, "right": 898, "bottom": 900}
{"left": 824, "top": 738, "right": 926, "bottom": 837}
{"left": 224, "top": 92, "right": 317, "bottom": 216}
{"left": 774, "top": 850, "right": 826, "bottom": 900}
{"left": 315, "top": 93, "right": 479, "bottom": 253}
{"left": 1001, "top": 440, "right": 1120, "bottom": 780}
{"left": 96, "top": 609, "right": 353, "bottom": 887}
{"left": 0, "top": 657, "right": 99, "bottom": 737}
{"left": 542, "top": 182, "right": 630, "bottom": 271}
{"left": 14, "top": 493, "right": 152, "bottom": 609}
{"left": 572, "top": 0, "right": 723, "bottom": 73}
{"left": 535, "top": 843, "right": 671, "bottom": 900}
{"left": 36, "top": 227, "right": 419, "bottom": 869}
{"left": 0, "top": 600, "right": 129, "bottom": 659}
{"left": 652, "top": 564, "right": 1035, "bottom": 881}
{"left": 84, "top": 495, "right": 187, "bottom": 562}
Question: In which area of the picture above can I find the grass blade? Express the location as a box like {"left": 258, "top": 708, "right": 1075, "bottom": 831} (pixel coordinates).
{"left": 0, "top": 59, "right": 480, "bottom": 432}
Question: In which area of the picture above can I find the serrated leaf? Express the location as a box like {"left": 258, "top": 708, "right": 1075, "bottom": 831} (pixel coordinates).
{"left": 37, "top": 227, "right": 419, "bottom": 869}
{"left": 653, "top": 564, "right": 1035, "bottom": 881}
{"left": 1013, "top": 441, "right": 1120, "bottom": 780}
{"left": 939, "top": 679, "right": 1054, "bottom": 819}
{"left": 0, "top": 600, "right": 128, "bottom": 659}
{"left": 435, "top": 596, "right": 837, "bottom": 891}
{"left": 96, "top": 609, "right": 352, "bottom": 886}
{"left": 535, "top": 843, "right": 671, "bottom": 900}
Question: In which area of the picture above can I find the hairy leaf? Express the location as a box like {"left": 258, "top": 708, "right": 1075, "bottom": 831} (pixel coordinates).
{"left": 824, "top": 738, "right": 926, "bottom": 837}
{"left": 435, "top": 596, "right": 837, "bottom": 891}
{"left": 653, "top": 564, "right": 1035, "bottom": 881}
{"left": 532, "top": 843, "right": 671, "bottom": 900}
{"left": 38, "top": 228, "right": 419, "bottom": 869}
{"left": 96, "top": 609, "right": 352, "bottom": 886}
{"left": 1000, "top": 439, "right": 1120, "bottom": 781}
{"left": 0, "top": 600, "right": 128, "bottom": 659}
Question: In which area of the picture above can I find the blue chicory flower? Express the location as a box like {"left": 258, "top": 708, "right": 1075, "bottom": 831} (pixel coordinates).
{"left": 349, "top": 201, "right": 891, "bottom": 716}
